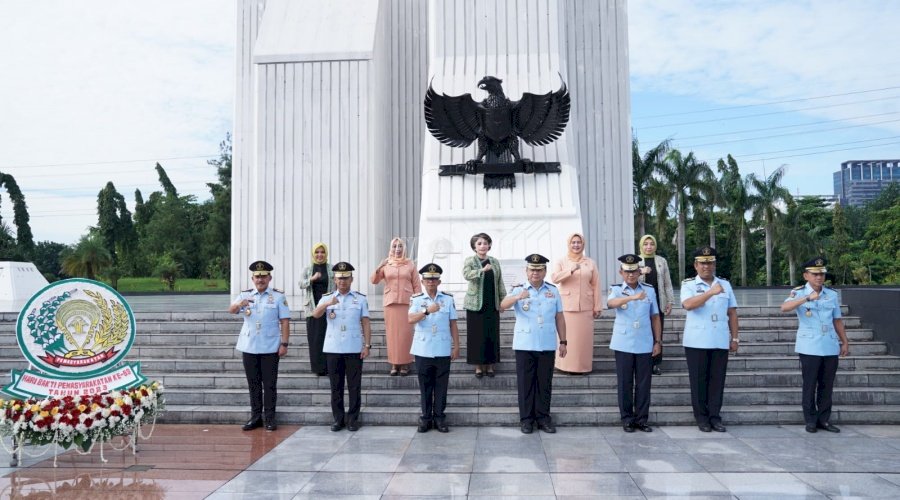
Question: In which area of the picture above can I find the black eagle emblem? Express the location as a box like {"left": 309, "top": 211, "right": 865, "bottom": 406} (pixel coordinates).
{"left": 424, "top": 76, "right": 570, "bottom": 189}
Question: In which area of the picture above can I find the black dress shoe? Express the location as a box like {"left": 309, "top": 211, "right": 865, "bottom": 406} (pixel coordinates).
{"left": 330, "top": 421, "right": 345, "bottom": 432}
{"left": 805, "top": 424, "right": 818, "bottom": 433}
{"left": 242, "top": 418, "right": 263, "bottom": 431}
{"left": 537, "top": 421, "right": 556, "bottom": 433}
{"left": 623, "top": 423, "right": 635, "bottom": 433}
{"left": 487, "top": 370, "right": 495, "bottom": 378}
{"left": 265, "top": 422, "right": 277, "bottom": 431}
{"left": 417, "top": 420, "right": 431, "bottom": 433}
{"left": 652, "top": 366, "right": 662, "bottom": 376}
{"left": 347, "top": 420, "right": 360, "bottom": 432}
{"left": 698, "top": 423, "right": 712, "bottom": 432}
{"left": 435, "top": 420, "right": 449, "bottom": 433}
{"left": 521, "top": 422, "right": 534, "bottom": 434}
{"left": 711, "top": 422, "right": 727, "bottom": 432}
{"left": 817, "top": 422, "right": 840, "bottom": 433}
{"left": 635, "top": 423, "right": 653, "bottom": 432}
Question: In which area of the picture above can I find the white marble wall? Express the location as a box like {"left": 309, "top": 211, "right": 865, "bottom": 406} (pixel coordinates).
{"left": 232, "top": 0, "right": 632, "bottom": 304}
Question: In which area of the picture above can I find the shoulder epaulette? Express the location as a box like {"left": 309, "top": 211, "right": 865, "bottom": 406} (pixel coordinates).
{"left": 642, "top": 283, "right": 654, "bottom": 287}
{"left": 610, "top": 283, "right": 623, "bottom": 287}
{"left": 241, "top": 288, "right": 252, "bottom": 292}
{"left": 439, "top": 291, "right": 453, "bottom": 297}
{"left": 411, "top": 292, "right": 424, "bottom": 298}
{"left": 355, "top": 291, "right": 367, "bottom": 296}
{"left": 682, "top": 277, "right": 693, "bottom": 282}
{"left": 792, "top": 285, "right": 804, "bottom": 290}
{"left": 273, "top": 288, "right": 284, "bottom": 293}
{"left": 717, "top": 277, "right": 729, "bottom": 282}
{"left": 544, "top": 282, "right": 558, "bottom": 288}
{"left": 511, "top": 282, "right": 524, "bottom": 288}
{"left": 322, "top": 291, "right": 334, "bottom": 297}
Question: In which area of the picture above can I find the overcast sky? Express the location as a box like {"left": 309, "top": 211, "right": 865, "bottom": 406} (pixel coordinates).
{"left": 0, "top": 1, "right": 898, "bottom": 245}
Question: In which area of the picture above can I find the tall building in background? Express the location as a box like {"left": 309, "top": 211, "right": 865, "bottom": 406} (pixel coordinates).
{"left": 833, "top": 159, "right": 900, "bottom": 206}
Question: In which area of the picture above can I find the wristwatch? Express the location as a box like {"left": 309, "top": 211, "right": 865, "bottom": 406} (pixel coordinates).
{"left": 364, "top": 344, "right": 373, "bottom": 349}
{"left": 280, "top": 342, "right": 289, "bottom": 347}
{"left": 730, "top": 338, "right": 740, "bottom": 344}
{"left": 559, "top": 340, "right": 568, "bottom": 345}
{"left": 422, "top": 308, "right": 430, "bottom": 316}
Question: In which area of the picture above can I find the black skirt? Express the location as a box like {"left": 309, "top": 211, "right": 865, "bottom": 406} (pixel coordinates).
{"left": 466, "top": 269, "right": 500, "bottom": 365}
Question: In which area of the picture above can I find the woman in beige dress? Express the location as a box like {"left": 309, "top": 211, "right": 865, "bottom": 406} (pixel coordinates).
{"left": 551, "top": 233, "right": 602, "bottom": 374}
{"left": 371, "top": 238, "right": 421, "bottom": 375}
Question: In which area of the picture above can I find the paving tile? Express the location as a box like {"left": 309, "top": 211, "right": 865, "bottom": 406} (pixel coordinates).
{"left": 879, "top": 473, "right": 900, "bottom": 486}
{"left": 214, "top": 470, "right": 315, "bottom": 493}
{"left": 762, "top": 452, "right": 866, "bottom": 473}
{"left": 545, "top": 452, "right": 626, "bottom": 473}
{"left": 339, "top": 437, "right": 412, "bottom": 455}
{"left": 661, "top": 426, "right": 737, "bottom": 439}
{"left": 298, "top": 471, "right": 393, "bottom": 495}
{"left": 794, "top": 472, "right": 900, "bottom": 497}
{"left": 541, "top": 436, "right": 616, "bottom": 456}
{"left": 845, "top": 453, "right": 900, "bottom": 473}
{"left": 550, "top": 472, "right": 642, "bottom": 496}
{"left": 472, "top": 450, "right": 550, "bottom": 473}
{"left": 675, "top": 438, "right": 784, "bottom": 472}
{"left": 849, "top": 425, "right": 900, "bottom": 438}
{"left": 712, "top": 472, "right": 827, "bottom": 497}
{"left": 406, "top": 434, "right": 477, "bottom": 454}
{"left": 631, "top": 472, "right": 730, "bottom": 497}
{"left": 396, "top": 451, "right": 475, "bottom": 473}
{"left": 617, "top": 453, "right": 706, "bottom": 473}
{"left": 321, "top": 452, "right": 404, "bottom": 472}
{"left": 248, "top": 451, "right": 336, "bottom": 472}
{"left": 383, "top": 472, "right": 470, "bottom": 496}
{"left": 468, "top": 472, "right": 555, "bottom": 495}
{"left": 207, "top": 492, "right": 296, "bottom": 500}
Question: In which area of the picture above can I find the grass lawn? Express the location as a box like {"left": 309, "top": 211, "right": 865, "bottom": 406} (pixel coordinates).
{"left": 113, "top": 277, "right": 228, "bottom": 293}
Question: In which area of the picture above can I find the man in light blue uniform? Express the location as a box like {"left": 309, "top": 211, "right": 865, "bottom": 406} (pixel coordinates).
{"left": 408, "top": 263, "right": 460, "bottom": 433}
{"left": 680, "top": 246, "right": 740, "bottom": 433}
{"left": 608, "top": 254, "right": 662, "bottom": 433}
{"left": 500, "top": 254, "right": 567, "bottom": 434}
{"left": 312, "top": 262, "right": 372, "bottom": 432}
{"left": 780, "top": 256, "right": 850, "bottom": 433}
{"left": 228, "top": 260, "right": 291, "bottom": 432}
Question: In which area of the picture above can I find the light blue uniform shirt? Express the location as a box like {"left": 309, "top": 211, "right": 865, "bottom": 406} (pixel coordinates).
{"left": 409, "top": 292, "right": 457, "bottom": 358}
{"left": 319, "top": 291, "right": 370, "bottom": 354}
{"left": 608, "top": 283, "right": 659, "bottom": 354}
{"left": 680, "top": 276, "right": 738, "bottom": 349}
{"left": 233, "top": 287, "right": 291, "bottom": 354}
{"left": 787, "top": 284, "right": 842, "bottom": 356}
{"left": 510, "top": 281, "right": 564, "bottom": 352}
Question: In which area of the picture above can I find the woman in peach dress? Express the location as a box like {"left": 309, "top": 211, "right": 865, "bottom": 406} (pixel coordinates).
{"left": 371, "top": 238, "right": 421, "bottom": 376}
{"left": 551, "top": 233, "right": 602, "bottom": 374}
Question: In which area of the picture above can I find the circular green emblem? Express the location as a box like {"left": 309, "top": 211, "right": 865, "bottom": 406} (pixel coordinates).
{"left": 16, "top": 279, "right": 136, "bottom": 378}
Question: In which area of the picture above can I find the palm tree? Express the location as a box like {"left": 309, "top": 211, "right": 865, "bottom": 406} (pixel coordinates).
{"left": 632, "top": 136, "right": 670, "bottom": 238}
{"left": 648, "top": 177, "right": 674, "bottom": 247}
{"left": 658, "top": 149, "right": 715, "bottom": 281}
{"left": 777, "top": 199, "right": 815, "bottom": 285}
{"left": 749, "top": 166, "right": 793, "bottom": 286}
{"left": 61, "top": 235, "right": 112, "bottom": 280}
{"left": 717, "top": 155, "right": 753, "bottom": 286}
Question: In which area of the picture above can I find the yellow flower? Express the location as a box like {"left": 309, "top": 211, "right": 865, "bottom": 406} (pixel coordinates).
{"left": 39, "top": 411, "right": 50, "bottom": 418}
{"left": 51, "top": 407, "right": 59, "bottom": 416}
{"left": 13, "top": 404, "right": 21, "bottom": 411}
{"left": 30, "top": 404, "right": 40, "bottom": 413}
{"left": 92, "top": 403, "right": 101, "bottom": 411}
{"left": 115, "top": 398, "right": 124, "bottom": 407}
{"left": 77, "top": 404, "right": 87, "bottom": 412}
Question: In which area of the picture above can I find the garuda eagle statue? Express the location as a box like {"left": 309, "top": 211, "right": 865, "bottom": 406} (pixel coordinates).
{"left": 424, "top": 75, "right": 570, "bottom": 189}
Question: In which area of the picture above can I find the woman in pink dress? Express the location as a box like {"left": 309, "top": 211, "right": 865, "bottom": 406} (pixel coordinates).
{"left": 551, "top": 233, "right": 602, "bottom": 374}
{"left": 371, "top": 238, "right": 421, "bottom": 376}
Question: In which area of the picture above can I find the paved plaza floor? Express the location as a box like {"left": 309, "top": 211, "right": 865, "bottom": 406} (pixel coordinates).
{"left": 2, "top": 423, "right": 900, "bottom": 498}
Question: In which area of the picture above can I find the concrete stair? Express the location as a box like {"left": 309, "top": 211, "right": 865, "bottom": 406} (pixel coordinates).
{"left": 1, "top": 306, "right": 899, "bottom": 427}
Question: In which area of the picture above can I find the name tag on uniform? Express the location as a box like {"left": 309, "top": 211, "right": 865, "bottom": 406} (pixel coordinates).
{"left": 255, "top": 321, "right": 261, "bottom": 331}
{"left": 633, "top": 321, "right": 640, "bottom": 329}
{"left": 711, "top": 314, "right": 718, "bottom": 322}
{"left": 432, "top": 324, "right": 437, "bottom": 334}
{"left": 537, "top": 316, "right": 544, "bottom": 325}
{"left": 545, "top": 292, "right": 553, "bottom": 298}
{"left": 340, "top": 325, "right": 346, "bottom": 331}
{"left": 821, "top": 325, "right": 828, "bottom": 333}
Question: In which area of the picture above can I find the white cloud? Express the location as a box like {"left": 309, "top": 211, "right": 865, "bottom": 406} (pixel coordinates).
{"left": 0, "top": 1, "right": 234, "bottom": 244}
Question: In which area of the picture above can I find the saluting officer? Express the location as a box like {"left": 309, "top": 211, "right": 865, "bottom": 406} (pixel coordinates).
{"left": 312, "top": 262, "right": 372, "bottom": 432}
{"left": 408, "top": 263, "right": 460, "bottom": 433}
{"left": 608, "top": 254, "right": 662, "bottom": 433}
{"left": 781, "top": 257, "right": 850, "bottom": 433}
{"left": 680, "top": 246, "right": 740, "bottom": 433}
{"left": 228, "top": 260, "right": 291, "bottom": 432}
{"left": 500, "top": 254, "right": 567, "bottom": 434}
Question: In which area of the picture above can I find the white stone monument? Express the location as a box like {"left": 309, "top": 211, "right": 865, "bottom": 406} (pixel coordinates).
{"left": 233, "top": 0, "right": 633, "bottom": 306}
{"left": 0, "top": 262, "right": 49, "bottom": 313}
